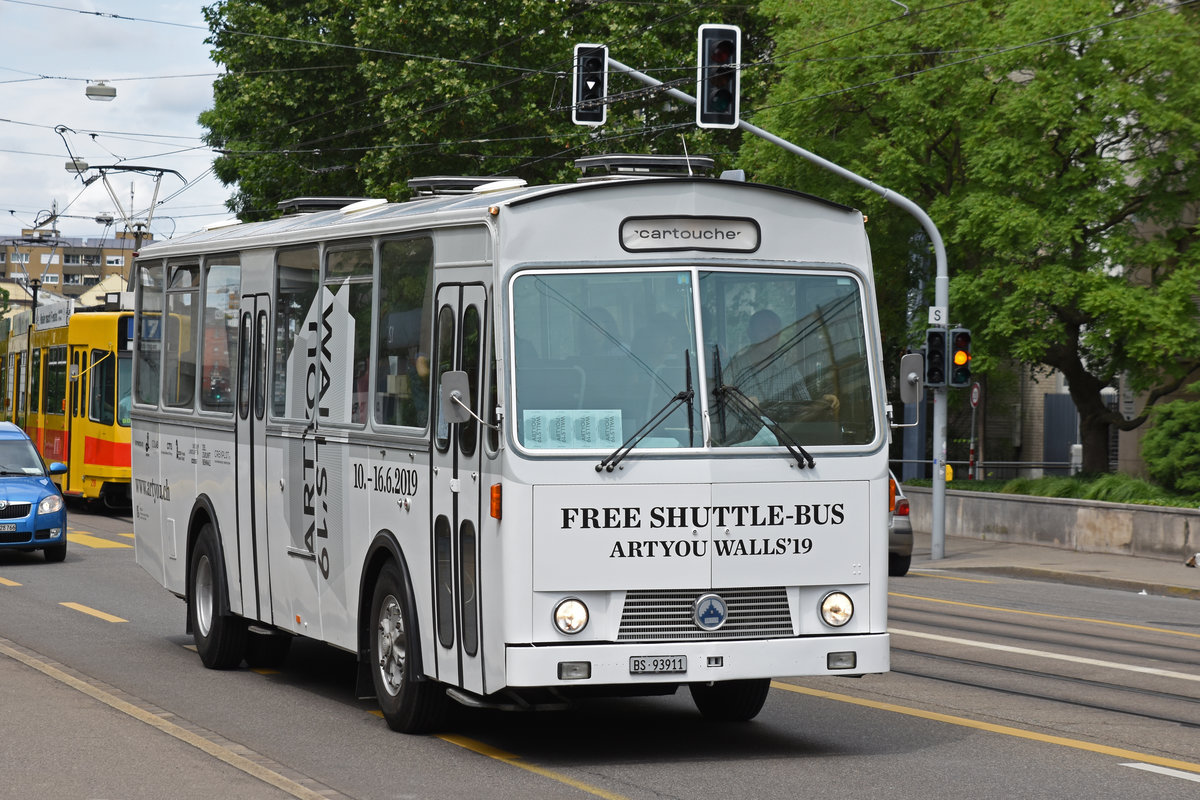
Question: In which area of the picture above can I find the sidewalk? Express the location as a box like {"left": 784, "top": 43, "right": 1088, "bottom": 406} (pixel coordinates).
{"left": 908, "top": 530, "right": 1200, "bottom": 601}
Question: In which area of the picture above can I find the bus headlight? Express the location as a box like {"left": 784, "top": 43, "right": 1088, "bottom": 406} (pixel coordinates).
{"left": 820, "top": 592, "right": 853, "bottom": 627}
{"left": 553, "top": 598, "right": 589, "bottom": 635}
{"left": 38, "top": 494, "right": 64, "bottom": 515}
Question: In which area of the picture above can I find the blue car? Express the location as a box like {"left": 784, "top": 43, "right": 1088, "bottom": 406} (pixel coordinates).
{"left": 0, "top": 422, "right": 68, "bottom": 562}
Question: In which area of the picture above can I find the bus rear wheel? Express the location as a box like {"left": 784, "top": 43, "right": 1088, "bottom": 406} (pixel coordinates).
{"left": 370, "top": 561, "right": 446, "bottom": 733}
{"left": 189, "top": 524, "right": 246, "bottom": 669}
{"left": 689, "top": 678, "right": 771, "bottom": 721}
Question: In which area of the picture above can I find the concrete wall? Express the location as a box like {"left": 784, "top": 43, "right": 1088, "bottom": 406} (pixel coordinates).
{"left": 906, "top": 486, "right": 1200, "bottom": 563}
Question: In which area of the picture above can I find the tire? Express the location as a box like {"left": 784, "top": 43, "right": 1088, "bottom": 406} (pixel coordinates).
{"left": 689, "top": 678, "right": 771, "bottom": 722}
{"left": 189, "top": 524, "right": 246, "bottom": 669}
{"left": 889, "top": 553, "right": 911, "bottom": 577}
{"left": 244, "top": 631, "right": 292, "bottom": 669}
{"left": 43, "top": 543, "right": 67, "bottom": 563}
{"left": 370, "top": 561, "right": 446, "bottom": 733}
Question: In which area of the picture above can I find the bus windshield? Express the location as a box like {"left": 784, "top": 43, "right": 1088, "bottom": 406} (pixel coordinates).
{"left": 511, "top": 268, "right": 874, "bottom": 451}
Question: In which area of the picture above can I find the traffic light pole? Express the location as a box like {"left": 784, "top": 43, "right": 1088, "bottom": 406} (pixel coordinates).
{"left": 607, "top": 55, "right": 951, "bottom": 559}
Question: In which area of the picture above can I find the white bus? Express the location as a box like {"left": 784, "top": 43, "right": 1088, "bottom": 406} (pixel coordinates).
{"left": 132, "top": 155, "right": 893, "bottom": 733}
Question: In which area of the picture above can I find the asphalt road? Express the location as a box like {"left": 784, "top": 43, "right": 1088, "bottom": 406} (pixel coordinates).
{"left": 2, "top": 506, "right": 1198, "bottom": 799}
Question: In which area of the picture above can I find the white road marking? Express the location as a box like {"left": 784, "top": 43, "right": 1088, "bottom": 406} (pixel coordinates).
{"left": 890, "top": 627, "right": 1200, "bottom": 682}
{"left": 1122, "top": 763, "right": 1200, "bottom": 783}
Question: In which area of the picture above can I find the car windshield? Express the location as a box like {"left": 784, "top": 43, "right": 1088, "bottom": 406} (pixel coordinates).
{"left": 511, "top": 268, "right": 874, "bottom": 451}
{"left": 0, "top": 438, "right": 46, "bottom": 475}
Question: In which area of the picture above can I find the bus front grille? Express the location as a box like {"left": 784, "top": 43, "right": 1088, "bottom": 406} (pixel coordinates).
{"left": 617, "top": 588, "right": 793, "bottom": 641}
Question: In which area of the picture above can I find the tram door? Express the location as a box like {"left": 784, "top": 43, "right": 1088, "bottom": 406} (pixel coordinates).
{"left": 430, "top": 282, "right": 487, "bottom": 694}
{"left": 234, "top": 294, "right": 274, "bottom": 624}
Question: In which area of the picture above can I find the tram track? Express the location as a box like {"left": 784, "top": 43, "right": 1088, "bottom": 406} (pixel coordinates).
{"left": 892, "top": 647, "right": 1200, "bottom": 729}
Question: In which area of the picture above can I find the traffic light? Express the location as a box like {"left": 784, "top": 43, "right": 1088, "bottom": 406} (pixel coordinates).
{"left": 925, "top": 328, "right": 946, "bottom": 387}
{"left": 948, "top": 327, "right": 972, "bottom": 387}
{"left": 572, "top": 44, "right": 607, "bottom": 126}
{"left": 696, "top": 24, "right": 740, "bottom": 129}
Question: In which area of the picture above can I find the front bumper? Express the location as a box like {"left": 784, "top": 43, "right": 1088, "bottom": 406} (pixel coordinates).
{"left": 505, "top": 632, "right": 890, "bottom": 687}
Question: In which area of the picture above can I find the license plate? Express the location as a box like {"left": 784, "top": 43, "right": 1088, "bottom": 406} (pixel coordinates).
{"left": 0, "top": 523, "right": 15, "bottom": 532}
{"left": 629, "top": 655, "right": 687, "bottom": 674}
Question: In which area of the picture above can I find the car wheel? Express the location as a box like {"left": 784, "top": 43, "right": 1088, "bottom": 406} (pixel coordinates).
{"left": 370, "top": 561, "right": 446, "bottom": 733}
{"left": 889, "top": 553, "right": 911, "bottom": 577}
{"left": 43, "top": 543, "right": 66, "bottom": 563}
{"left": 689, "top": 678, "right": 771, "bottom": 721}
{"left": 189, "top": 524, "right": 246, "bottom": 669}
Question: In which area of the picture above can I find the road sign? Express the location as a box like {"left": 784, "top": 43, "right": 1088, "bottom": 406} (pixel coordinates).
{"left": 970, "top": 381, "right": 981, "bottom": 408}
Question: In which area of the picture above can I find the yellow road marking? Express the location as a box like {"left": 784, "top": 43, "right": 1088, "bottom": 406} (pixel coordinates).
{"left": 905, "top": 571, "right": 993, "bottom": 583}
{"left": 68, "top": 532, "right": 132, "bottom": 549}
{"left": 0, "top": 638, "right": 330, "bottom": 799}
{"left": 0, "top": 576, "right": 20, "bottom": 587}
{"left": 438, "top": 733, "right": 633, "bottom": 800}
{"left": 60, "top": 602, "right": 127, "bottom": 623}
{"left": 772, "top": 681, "right": 1200, "bottom": 774}
{"left": 119, "top": 533, "right": 135, "bottom": 539}
{"left": 890, "top": 592, "right": 1200, "bottom": 639}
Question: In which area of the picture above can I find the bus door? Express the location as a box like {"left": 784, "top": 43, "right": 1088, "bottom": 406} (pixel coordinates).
{"left": 430, "top": 283, "right": 487, "bottom": 693}
{"left": 234, "top": 293, "right": 274, "bottom": 625}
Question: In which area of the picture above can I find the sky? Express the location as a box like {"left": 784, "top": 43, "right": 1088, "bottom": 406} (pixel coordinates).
{"left": 0, "top": 0, "right": 233, "bottom": 241}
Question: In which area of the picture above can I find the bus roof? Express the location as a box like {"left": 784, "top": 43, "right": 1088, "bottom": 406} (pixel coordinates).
{"left": 137, "top": 174, "right": 857, "bottom": 260}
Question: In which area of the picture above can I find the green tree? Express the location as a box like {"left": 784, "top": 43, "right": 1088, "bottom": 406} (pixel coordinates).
{"left": 741, "top": 0, "right": 1200, "bottom": 473}
{"left": 200, "top": 1, "right": 766, "bottom": 218}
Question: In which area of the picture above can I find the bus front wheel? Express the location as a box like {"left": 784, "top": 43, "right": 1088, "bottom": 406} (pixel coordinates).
{"left": 370, "top": 561, "right": 446, "bottom": 733}
{"left": 189, "top": 524, "right": 246, "bottom": 669}
{"left": 689, "top": 678, "right": 771, "bottom": 721}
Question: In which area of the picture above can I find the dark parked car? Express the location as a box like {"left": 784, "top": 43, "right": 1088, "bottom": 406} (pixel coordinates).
{"left": 0, "top": 422, "right": 68, "bottom": 562}
{"left": 888, "top": 471, "right": 912, "bottom": 577}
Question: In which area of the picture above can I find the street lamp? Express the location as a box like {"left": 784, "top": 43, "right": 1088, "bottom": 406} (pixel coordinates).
{"left": 85, "top": 81, "right": 116, "bottom": 101}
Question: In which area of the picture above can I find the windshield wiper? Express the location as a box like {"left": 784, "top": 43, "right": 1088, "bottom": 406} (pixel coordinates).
{"left": 713, "top": 383, "right": 815, "bottom": 469}
{"left": 597, "top": 385, "right": 694, "bottom": 473}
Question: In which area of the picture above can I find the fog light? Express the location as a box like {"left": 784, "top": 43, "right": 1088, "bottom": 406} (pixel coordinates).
{"left": 820, "top": 591, "right": 853, "bottom": 627}
{"left": 558, "top": 661, "right": 591, "bottom": 680}
{"left": 827, "top": 651, "right": 857, "bottom": 670}
{"left": 553, "top": 598, "right": 589, "bottom": 634}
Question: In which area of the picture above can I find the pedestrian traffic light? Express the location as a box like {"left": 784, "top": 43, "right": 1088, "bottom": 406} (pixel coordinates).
{"left": 925, "top": 328, "right": 946, "bottom": 387}
{"left": 696, "top": 24, "right": 740, "bottom": 129}
{"left": 949, "top": 327, "right": 972, "bottom": 387}
{"left": 572, "top": 44, "right": 607, "bottom": 126}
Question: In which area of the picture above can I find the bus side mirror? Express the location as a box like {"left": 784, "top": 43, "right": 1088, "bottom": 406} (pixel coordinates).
{"left": 898, "top": 353, "right": 924, "bottom": 406}
{"left": 440, "top": 371, "right": 472, "bottom": 424}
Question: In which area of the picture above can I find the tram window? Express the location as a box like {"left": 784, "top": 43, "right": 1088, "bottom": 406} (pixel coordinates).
{"left": 325, "top": 244, "right": 373, "bottom": 425}
{"left": 163, "top": 263, "right": 200, "bottom": 409}
{"left": 90, "top": 350, "right": 116, "bottom": 425}
{"left": 374, "top": 236, "right": 433, "bottom": 429}
{"left": 30, "top": 349, "right": 41, "bottom": 413}
{"left": 272, "top": 247, "right": 318, "bottom": 418}
{"left": 45, "top": 346, "right": 67, "bottom": 416}
{"left": 134, "top": 260, "right": 164, "bottom": 405}
{"left": 200, "top": 260, "right": 240, "bottom": 413}
{"left": 117, "top": 353, "right": 131, "bottom": 426}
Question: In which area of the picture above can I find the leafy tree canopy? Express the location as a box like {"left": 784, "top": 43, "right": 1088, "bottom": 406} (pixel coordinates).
{"left": 740, "top": 0, "right": 1200, "bottom": 472}
{"left": 200, "top": 0, "right": 765, "bottom": 220}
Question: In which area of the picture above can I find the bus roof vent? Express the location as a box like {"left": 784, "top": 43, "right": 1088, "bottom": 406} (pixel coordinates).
{"left": 574, "top": 154, "right": 715, "bottom": 181}
{"left": 277, "top": 196, "right": 372, "bottom": 214}
{"left": 407, "top": 176, "right": 522, "bottom": 196}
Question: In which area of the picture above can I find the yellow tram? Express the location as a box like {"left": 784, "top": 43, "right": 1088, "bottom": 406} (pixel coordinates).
{"left": 1, "top": 305, "right": 133, "bottom": 507}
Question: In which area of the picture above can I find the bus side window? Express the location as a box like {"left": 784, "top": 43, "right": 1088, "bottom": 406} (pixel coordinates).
{"left": 200, "top": 260, "right": 240, "bottom": 413}
{"left": 375, "top": 236, "right": 433, "bottom": 429}
{"left": 134, "top": 260, "right": 164, "bottom": 406}
{"left": 164, "top": 263, "right": 200, "bottom": 410}
{"left": 272, "top": 247, "right": 318, "bottom": 419}
{"left": 45, "top": 346, "right": 66, "bottom": 416}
